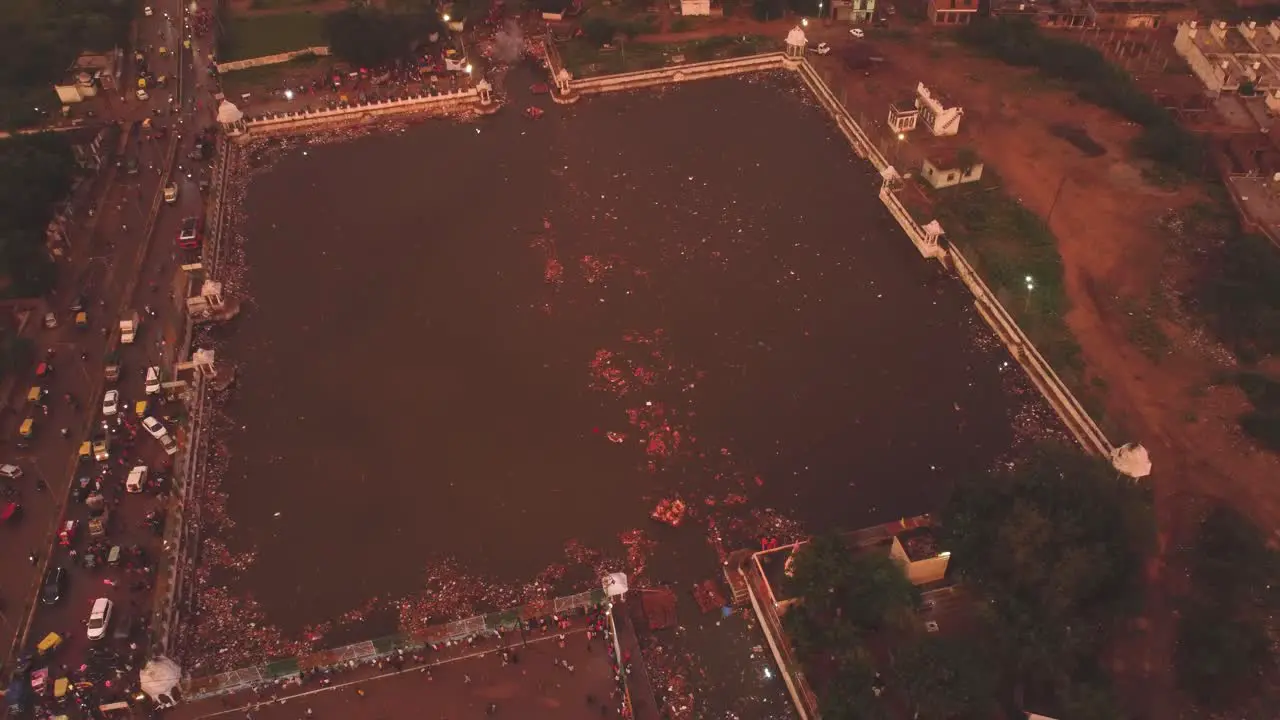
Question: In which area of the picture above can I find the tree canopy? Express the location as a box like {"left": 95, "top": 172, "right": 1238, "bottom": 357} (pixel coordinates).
{"left": 1175, "top": 505, "right": 1278, "bottom": 709}
{"left": 894, "top": 635, "right": 999, "bottom": 720}
{"left": 0, "top": 0, "right": 133, "bottom": 129}
{"left": 940, "top": 443, "right": 1152, "bottom": 697}
{"left": 323, "top": 7, "right": 445, "bottom": 68}
{"left": 0, "top": 134, "right": 77, "bottom": 298}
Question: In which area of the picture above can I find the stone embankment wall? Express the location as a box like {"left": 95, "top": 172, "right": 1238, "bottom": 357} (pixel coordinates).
{"left": 239, "top": 88, "right": 478, "bottom": 137}
{"left": 216, "top": 46, "right": 330, "bottom": 74}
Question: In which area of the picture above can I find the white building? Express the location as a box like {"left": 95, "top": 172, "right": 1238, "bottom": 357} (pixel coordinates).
{"left": 680, "top": 0, "right": 711, "bottom": 15}
{"left": 830, "top": 0, "right": 876, "bottom": 22}
{"left": 915, "top": 82, "right": 964, "bottom": 136}
{"left": 1174, "top": 20, "right": 1280, "bottom": 95}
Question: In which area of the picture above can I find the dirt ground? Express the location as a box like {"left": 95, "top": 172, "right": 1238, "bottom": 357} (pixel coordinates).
{"left": 813, "top": 24, "right": 1280, "bottom": 718}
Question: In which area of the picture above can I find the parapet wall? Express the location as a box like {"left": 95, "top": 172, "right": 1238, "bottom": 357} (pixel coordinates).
{"left": 239, "top": 88, "right": 478, "bottom": 137}
{"left": 568, "top": 53, "right": 789, "bottom": 96}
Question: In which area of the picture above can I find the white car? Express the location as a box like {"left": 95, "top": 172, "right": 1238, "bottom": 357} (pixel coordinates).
{"left": 159, "top": 434, "right": 178, "bottom": 456}
{"left": 0, "top": 464, "right": 22, "bottom": 480}
{"left": 135, "top": 88, "right": 149, "bottom": 102}
{"left": 126, "top": 465, "right": 148, "bottom": 494}
{"left": 145, "top": 366, "right": 161, "bottom": 395}
{"left": 813, "top": 42, "right": 831, "bottom": 55}
{"left": 143, "top": 6, "right": 153, "bottom": 16}
{"left": 142, "top": 417, "right": 167, "bottom": 440}
{"left": 87, "top": 597, "right": 113, "bottom": 640}
{"left": 102, "top": 390, "right": 119, "bottom": 417}
{"left": 163, "top": 183, "right": 178, "bottom": 205}
{"left": 850, "top": 28, "right": 865, "bottom": 38}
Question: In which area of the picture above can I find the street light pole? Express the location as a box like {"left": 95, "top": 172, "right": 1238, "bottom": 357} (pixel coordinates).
{"left": 1045, "top": 173, "right": 1070, "bottom": 228}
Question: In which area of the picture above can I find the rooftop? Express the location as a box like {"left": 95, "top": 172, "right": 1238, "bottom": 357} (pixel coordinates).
{"left": 897, "top": 527, "right": 943, "bottom": 562}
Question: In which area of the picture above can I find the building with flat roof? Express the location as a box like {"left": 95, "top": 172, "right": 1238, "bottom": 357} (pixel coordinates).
{"left": 1174, "top": 20, "right": 1280, "bottom": 95}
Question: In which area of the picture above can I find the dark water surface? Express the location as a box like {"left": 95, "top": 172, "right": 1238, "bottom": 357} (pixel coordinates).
{"left": 223, "top": 72, "right": 1017, "bottom": 633}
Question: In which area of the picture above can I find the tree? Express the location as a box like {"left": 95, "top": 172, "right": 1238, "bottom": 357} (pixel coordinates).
{"left": 0, "top": 134, "right": 77, "bottom": 297}
{"left": 786, "top": 532, "right": 920, "bottom": 633}
{"left": 324, "top": 8, "right": 443, "bottom": 68}
{"left": 1175, "top": 602, "right": 1272, "bottom": 707}
{"left": 894, "top": 635, "right": 999, "bottom": 720}
{"left": 1174, "top": 505, "right": 1278, "bottom": 708}
{"left": 940, "top": 443, "right": 1152, "bottom": 689}
{"left": 820, "top": 647, "right": 887, "bottom": 720}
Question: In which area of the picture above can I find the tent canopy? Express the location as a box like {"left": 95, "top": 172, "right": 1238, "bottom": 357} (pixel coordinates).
{"left": 1111, "top": 443, "right": 1152, "bottom": 479}
{"left": 139, "top": 657, "right": 181, "bottom": 702}
{"left": 216, "top": 99, "right": 243, "bottom": 124}
{"left": 603, "top": 572, "right": 628, "bottom": 597}
{"left": 786, "top": 26, "right": 808, "bottom": 48}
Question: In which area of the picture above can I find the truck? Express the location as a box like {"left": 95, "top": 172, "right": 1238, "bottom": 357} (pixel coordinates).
{"left": 120, "top": 312, "right": 139, "bottom": 345}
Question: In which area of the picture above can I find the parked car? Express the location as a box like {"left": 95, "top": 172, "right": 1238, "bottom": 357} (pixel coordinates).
{"left": 142, "top": 417, "right": 167, "bottom": 440}
{"left": 850, "top": 27, "right": 865, "bottom": 38}
{"left": 159, "top": 434, "right": 178, "bottom": 456}
{"left": 102, "top": 390, "right": 119, "bottom": 417}
{"left": 43, "top": 312, "right": 57, "bottom": 329}
{"left": 145, "top": 366, "right": 161, "bottom": 395}
{"left": 144, "top": 5, "right": 153, "bottom": 16}
{"left": 126, "top": 465, "right": 147, "bottom": 493}
{"left": 41, "top": 567, "right": 66, "bottom": 606}
{"left": 0, "top": 464, "right": 22, "bottom": 480}
{"left": 86, "top": 597, "right": 113, "bottom": 640}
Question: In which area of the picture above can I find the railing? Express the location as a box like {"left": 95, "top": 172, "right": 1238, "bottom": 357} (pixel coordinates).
{"left": 739, "top": 559, "right": 818, "bottom": 720}
{"left": 180, "top": 587, "right": 608, "bottom": 701}
{"left": 242, "top": 89, "right": 477, "bottom": 133}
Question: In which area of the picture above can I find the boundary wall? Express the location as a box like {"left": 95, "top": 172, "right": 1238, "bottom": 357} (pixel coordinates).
{"left": 179, "top": 588, "right": 607, "bottom": 701}
{"left": 238, "top": 88, "right": 478, "bottom": 136}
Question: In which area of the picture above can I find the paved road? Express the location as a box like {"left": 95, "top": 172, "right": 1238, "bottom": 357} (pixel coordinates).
{"left": 0, "top": 0, "right": 216, "bottom": 709}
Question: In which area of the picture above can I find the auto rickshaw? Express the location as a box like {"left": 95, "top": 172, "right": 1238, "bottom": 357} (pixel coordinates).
{"left": 75, "top": 311, "right": 88, "bottom": 329}
{"left": 88, "top": 511, "right": 108, "bottom": 539}
{"left": 19, "top": 418, "right": 34, "bottom": 439}
{"left": 137, "top": 77, "right": 147, "bottom": 89}
{"left": 27, "top": 386, "right": 43, "bottom": 404}
{"left": 36, "top": 633, "right": 62, "bottom": 656}
{"left": 158, "top": 46, "right": 168, "bottom": 56}
{"left": 134, "top": 400, "right": 148, "bottom": 417}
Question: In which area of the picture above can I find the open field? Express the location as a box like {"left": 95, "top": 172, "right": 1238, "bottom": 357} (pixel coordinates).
{"left": 222, "top": 12, "right": 327, "bottom": 60}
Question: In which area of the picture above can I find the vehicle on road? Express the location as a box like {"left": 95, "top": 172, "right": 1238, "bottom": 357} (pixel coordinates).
{"left": 135, "top": 88, "right": 149, "bottom": 101}
{"left": 160, "top": 433, "right": 178, "bottom": 456}
{"left": 120, "top": 312, "right": 139, "bottom": 344}
{"left": 35, "top": 362, "right": 51, "bottom": 378}
{"left": 850, "top": 27, "right": 865, "bottom": 38}
{"left": 1, "top": 502, "right": 21, "bottom": 523}
{"left": 102, "top": 389, "right": 119, "bottom": 417}
{"left": 43, "top": 312, "right": 57, "bottom": 329}
{"left": 41, "top": 567, "right": 66, "bottom": 606}
{"left": 93, "top": 435, "right": 110, "bottom": 462}
{"left": 69, "top": 294, "right": 87, "bottom": 312}
{"left": 178, "top": 216, "right": 201, "bottom": 248}
{"left": 86, "top": 597, "right": 113, "bottom": 640}
{"left": 164, "top": 182, "right": 178, "bottom": 204}
{"left": 126, "top": 466, "right": 147, "bottom": 494}
{"left": 142, "top": 417, "right": 167, "bottom": 440}
{"left": 19, "top": 417, "right": 35, "bottom": 439}
{"left": 0, "top": 464, "right": 22, "bottom": 480}
{"left": 75, "top": 310, "right": 89, "bottom": 329}
{"left": 146, "top": 366, "right": 161, "bottom": 394}
{"left": 144, "top": 5, "right": 152, "bottom": 15}
{"left": 812, "top": 42, "right": 830, "bottom": 55}
{"left": 105, "top": 352, "right": 120, "bottom": 383}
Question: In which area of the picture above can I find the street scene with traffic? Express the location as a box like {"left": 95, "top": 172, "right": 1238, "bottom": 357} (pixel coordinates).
{"left": 1, "top": 0, "right": 220, "bottom": 715}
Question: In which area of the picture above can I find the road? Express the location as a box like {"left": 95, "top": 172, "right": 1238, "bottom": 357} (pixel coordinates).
{"left": 0, "top": 0, "right": 218, "bottom": 711}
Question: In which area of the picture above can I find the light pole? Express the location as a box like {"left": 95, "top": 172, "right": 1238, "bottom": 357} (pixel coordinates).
{"left": 1024, "top": 275, "right": 1035, "bottom": 313}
